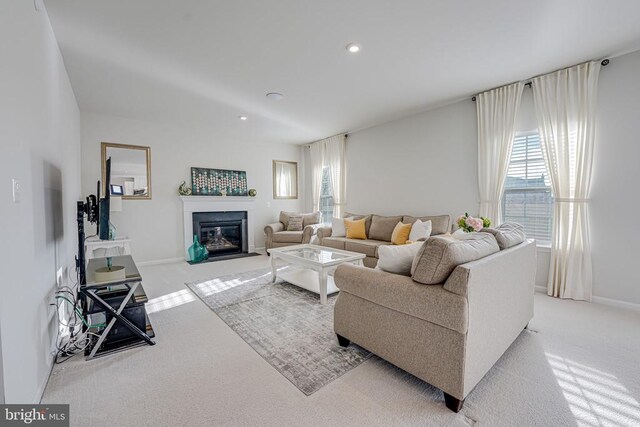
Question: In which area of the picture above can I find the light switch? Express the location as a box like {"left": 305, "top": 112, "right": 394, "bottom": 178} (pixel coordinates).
{"left": 12, "top": 179, "right": 21, "bottom": 203}
{"left": 266, "top": 201, "right": 271, "bottom": 208}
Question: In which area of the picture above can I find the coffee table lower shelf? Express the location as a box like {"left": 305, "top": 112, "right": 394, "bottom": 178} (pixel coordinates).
{"left": 277, "top": 268, "right": 339, "bottom": 298}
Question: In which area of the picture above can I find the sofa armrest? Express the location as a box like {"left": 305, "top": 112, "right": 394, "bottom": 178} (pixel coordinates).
{"left": 264, "top": 222, "right": 284, "bottom": 235}
{"left": 458, "top": 239, "right": 536, "bottom": 397}
{"left": 316, "top": 226, "right": 332, "bottom": 244}
{"left": 264, "top": 222, "right": 284, "bottom": 250}
{"left": 302, "top": 224, "right": 323, "bottom": 243}
{"left": 334, "top": 263, "right": 414, "bottom": 293}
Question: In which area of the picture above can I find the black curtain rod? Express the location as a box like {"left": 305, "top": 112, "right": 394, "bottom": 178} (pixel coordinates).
{"left": 471, "top": 59, "right": 609, "bottom": 101}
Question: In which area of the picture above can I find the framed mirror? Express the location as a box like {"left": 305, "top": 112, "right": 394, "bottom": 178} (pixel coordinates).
{"left": 273, "top": 160, "right": 298, "bottom": 199}
{"left": 101, "top": 142, "right": 152, "bottom": 200}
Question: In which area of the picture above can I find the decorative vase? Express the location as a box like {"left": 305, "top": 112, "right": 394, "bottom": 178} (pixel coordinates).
{"left": 248, "top": 188, "right": 257, "bottom": 197}
{"left": 178, "top": 181, "right": 192, "bottom": 196}
{"left": 188, "top": 235, "right": 208, "bottom": 263}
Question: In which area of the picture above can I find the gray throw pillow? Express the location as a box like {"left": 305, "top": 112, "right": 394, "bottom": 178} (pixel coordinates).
{"left": 287, "top": 215, "right": 303, "bottom": 231}
{"left": 483, "top": 222, "right": 526, "bottom": 249}
{"left": 411, "top": 233, "right": 500, "bottom": 285}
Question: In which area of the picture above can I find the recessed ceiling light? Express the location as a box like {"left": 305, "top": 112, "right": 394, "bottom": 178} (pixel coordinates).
{"left": 346, "top": 43, "right": 361, "bottom": 53}
{"left": 238, "top": 115, "right": 248, "bottom": 120}
{"left": 266, "top": 92, "right": 284, "bottom": 101}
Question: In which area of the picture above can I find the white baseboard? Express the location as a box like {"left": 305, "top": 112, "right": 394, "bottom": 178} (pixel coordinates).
{"left": 37, "top": 354, "right": 56, "bottom": 403}
{"left": 137, "top": 257, "right": 185, "bottom": 266}
{"left": 138, "top": 250, "right": 267, "bottom": 267}
{"left": 535, "top": 285, "right": 640, "bottom": 311}
{"left": 592, "top": 295, "right": 640, "bottom": 312}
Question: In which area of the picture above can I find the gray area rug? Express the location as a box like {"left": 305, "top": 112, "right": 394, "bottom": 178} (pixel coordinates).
{"left": 186, "top": 268, "right": 371, "bottom": 395}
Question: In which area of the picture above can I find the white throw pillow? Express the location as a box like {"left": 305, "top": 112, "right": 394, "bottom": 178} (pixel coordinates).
{"left": 409, "top": 219, "right": 432, "bottom": 242}
{"left": 331, "top": 216, "right": 353, "bottom": 237}
{"left": 376, "top": 242, "right": 424, "bottom": 276}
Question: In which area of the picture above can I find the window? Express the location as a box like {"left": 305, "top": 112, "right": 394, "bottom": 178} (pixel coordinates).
{"left": 319, "top": 167, "right": 334, "bottom": 224}
{"left": 503, "top": 132, "right": 554, "bottom": 246}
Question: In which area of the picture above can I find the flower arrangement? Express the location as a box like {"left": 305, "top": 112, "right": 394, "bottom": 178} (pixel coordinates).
{"left": 457, "top": 213, "right": 491, "bottom": 233}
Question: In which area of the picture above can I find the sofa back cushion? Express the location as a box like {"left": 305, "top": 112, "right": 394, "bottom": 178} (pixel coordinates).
{"left": 344, "top": 212, "right": 373, "bottom": 236}
{"left": 369, "top": 215, "right": 403, "bottom": 241}
{"left": 402, "top": 215, "right": 450, "bottom": 235}
{"left": 280, "top": 211, "right": 321, "bottom": 229}
{"left": 302, "top": 211, "right": 322, "bottom": 227}
{"left": 411, "top": 233, "right": 499, "bottom": 285}
{"left": 483, "top": 222, "right": 526, "bottom": 249}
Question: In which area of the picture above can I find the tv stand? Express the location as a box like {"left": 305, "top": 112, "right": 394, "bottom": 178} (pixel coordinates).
{"left": 81, "top": 255, "right": 155, "bottom": 359}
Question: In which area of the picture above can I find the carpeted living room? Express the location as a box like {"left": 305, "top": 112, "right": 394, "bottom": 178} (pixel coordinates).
{"left": 2, "top": 1, "right": 640, "bottom": 426}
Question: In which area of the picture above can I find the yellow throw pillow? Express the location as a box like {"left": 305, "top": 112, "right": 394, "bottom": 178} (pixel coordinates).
{"left": 391, "top": 221, "right": 412, "bottom": 245}
{"left": 345, "top": 218, "right": 367, "bottom": 240}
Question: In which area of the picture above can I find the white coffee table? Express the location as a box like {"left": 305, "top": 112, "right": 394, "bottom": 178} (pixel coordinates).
{"left": 268, "top": 244, "right": 366, "bottom": 304}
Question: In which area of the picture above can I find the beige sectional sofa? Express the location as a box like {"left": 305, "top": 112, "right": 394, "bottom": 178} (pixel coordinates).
{"left": 317, "top": 213, "right": 451, "bottom": 267}
{"left": 333, "top": 232, "right": 535, "bottom": 412}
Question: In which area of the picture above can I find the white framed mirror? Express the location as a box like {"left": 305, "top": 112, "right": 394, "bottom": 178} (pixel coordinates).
{"left": 101, "top": 142, "right": 152, "bottom": 200}
{"left": 273, "top": 160, "right": 298, "bottom": 199}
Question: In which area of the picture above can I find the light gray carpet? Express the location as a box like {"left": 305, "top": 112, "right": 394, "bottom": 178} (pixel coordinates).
{"left": 186, "top": 268, "right": 371, "bottom": 395}
{"left": 41, "top": 257, "right": 640, "bottom": 426}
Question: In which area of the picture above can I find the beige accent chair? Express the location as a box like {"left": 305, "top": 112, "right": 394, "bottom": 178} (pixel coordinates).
{"left": 333, "top": 236, "right": 536, "bottom": 412}
{"left": 317, "top": 213, "right": 451, "bottom": 267}
{"left": 264, "top": 211, "right": 322, "bottom": 251}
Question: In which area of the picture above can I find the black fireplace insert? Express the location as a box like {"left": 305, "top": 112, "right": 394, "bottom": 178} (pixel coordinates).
{"left": 192, "top": 211, "right": 248, "bottom": 257}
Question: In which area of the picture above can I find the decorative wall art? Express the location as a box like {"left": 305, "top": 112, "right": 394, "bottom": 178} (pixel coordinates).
{"left": 191, "top": 167, "right": 248, "bottom": 196}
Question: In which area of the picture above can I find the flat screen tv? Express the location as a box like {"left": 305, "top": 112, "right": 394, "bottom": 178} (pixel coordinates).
{"left": 99, "top": 157, "right": 111, "bottom": 240}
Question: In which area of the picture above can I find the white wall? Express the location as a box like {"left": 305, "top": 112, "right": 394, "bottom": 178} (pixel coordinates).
{"left": 346, "top": 100, "right": 479, "bottom": 218}
{"left": 591, "top": 51, "right": 640, "bottom": 305}
{"left": 80, "top": 113, "right": 304, "bottom": 262}
{"left": 0, "top": 2, "right": 81, "bottom": 403}
{"left": 343, "top": 49, "right": 640, "bottom": 305}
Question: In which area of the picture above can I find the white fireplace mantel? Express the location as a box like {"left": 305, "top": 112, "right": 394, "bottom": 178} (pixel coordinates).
{"left": 181, "top": 196, "right": 257, "bottom": 260}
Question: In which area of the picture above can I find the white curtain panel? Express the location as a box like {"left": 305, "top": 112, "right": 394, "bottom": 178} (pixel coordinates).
{"left": 477, "top": 82, "right": 524, "bottom": 223}
{"left": 533, "top": 61, "right": 600, "bottom": 301}
{"left": 324, "top": 134, "right": 347, "bottom": 218}
{"left": 309, "top": 141, "right": 325, "bottom": 212}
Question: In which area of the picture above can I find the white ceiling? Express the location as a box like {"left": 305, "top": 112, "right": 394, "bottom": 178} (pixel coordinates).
{"left": 45, "top": 0, "right": 640, "bottom": 145}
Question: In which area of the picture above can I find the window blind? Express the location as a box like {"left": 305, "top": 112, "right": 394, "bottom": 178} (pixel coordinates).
{"left": 503, "top": 133, "right": 554, "bottom": 245}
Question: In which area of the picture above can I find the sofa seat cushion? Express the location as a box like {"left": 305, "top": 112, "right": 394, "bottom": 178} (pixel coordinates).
{"left": 344, "top": 239, "right": 390, "bottom": 258}
{"left": 334, "top": 264, "right": 468, "bottom": 334}
{"left": 411, "top": 233, "right": 500, "bottom": 285}
{"left": 272, "top": 231, "right": 304, "bottom": 243}
{"left": 322, "top": 237, "right": 349, "bottom": 250}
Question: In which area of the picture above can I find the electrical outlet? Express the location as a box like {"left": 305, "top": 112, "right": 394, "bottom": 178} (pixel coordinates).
{"left": 12, "top": 179, "right": 21, "bottom": 203}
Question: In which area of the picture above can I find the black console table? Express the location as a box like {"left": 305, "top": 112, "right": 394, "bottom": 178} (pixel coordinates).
{"left": 81, "top": 255, "right": 155, "bottom": 359}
